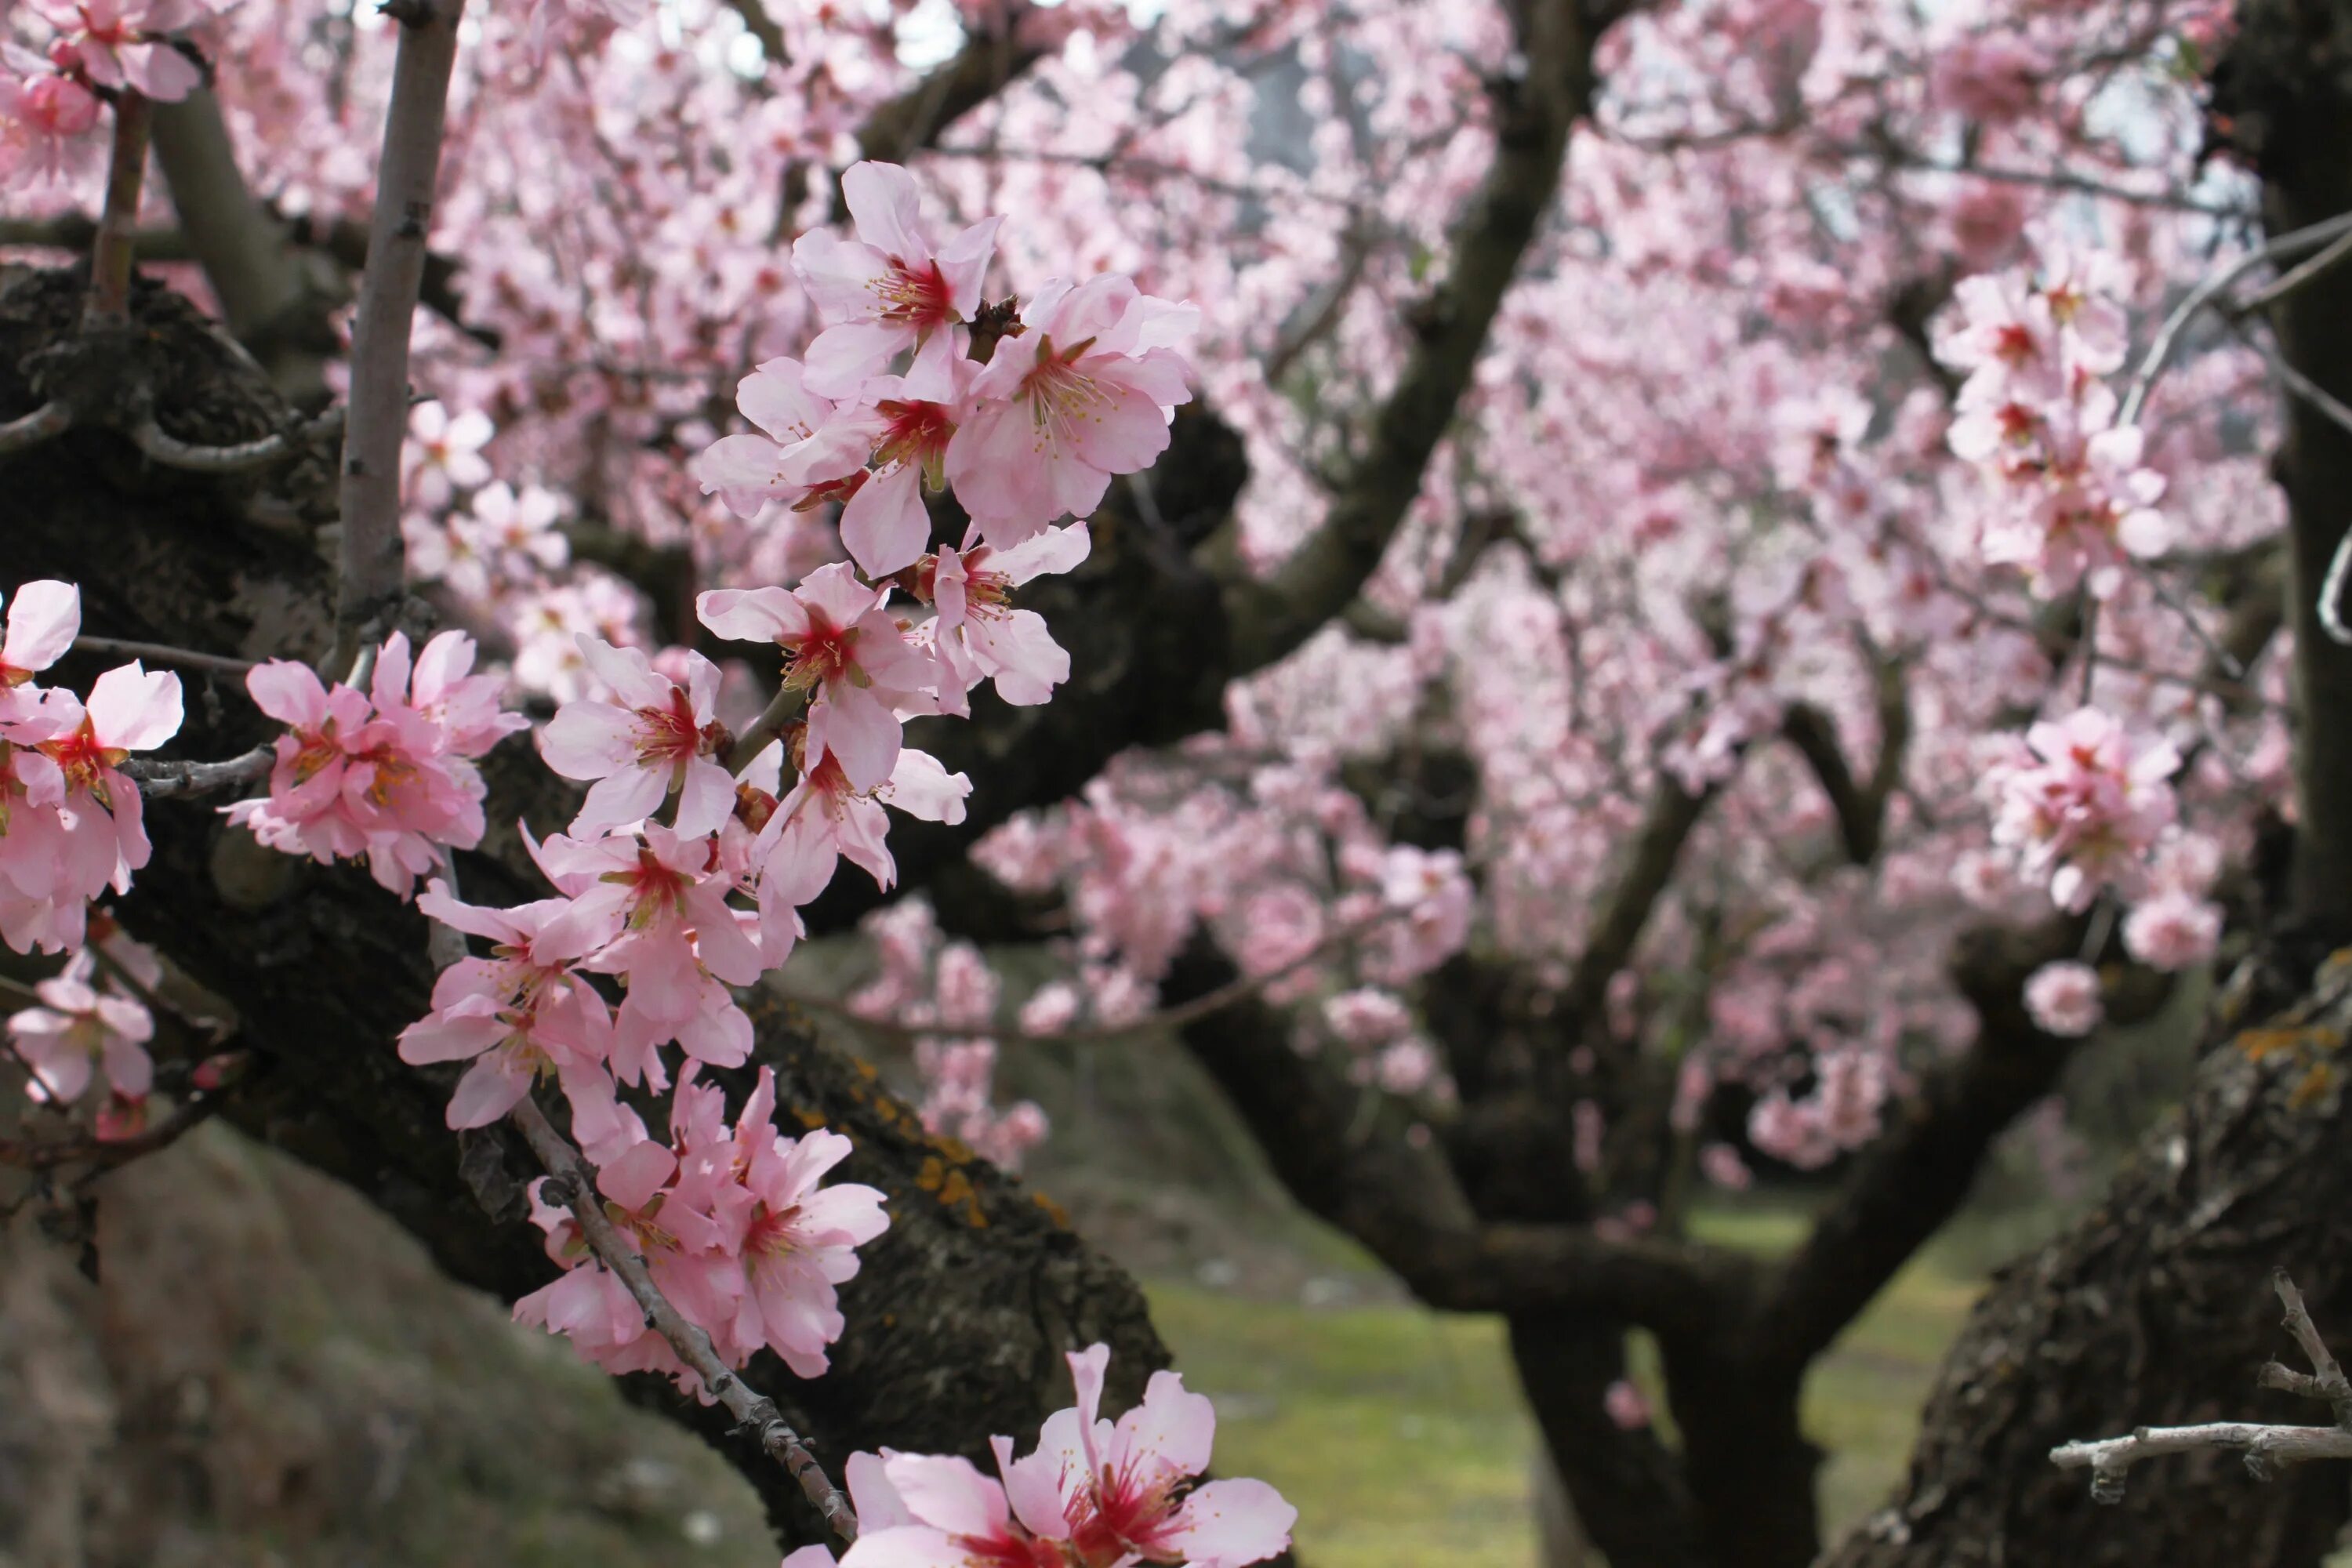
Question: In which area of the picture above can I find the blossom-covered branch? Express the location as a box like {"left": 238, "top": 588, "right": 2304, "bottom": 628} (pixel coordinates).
{"left": 505, "top": 1093, "right": 863, "bottom": 1544}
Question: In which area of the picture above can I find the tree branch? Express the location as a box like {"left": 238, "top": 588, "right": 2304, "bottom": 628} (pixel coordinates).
{"left": 2052, "top": 1272, "right": 2352, "bottom": 1501}
{"left": 1167, "top": 940, "right": 1756, "bottom": 1340}
{"left": 0, "top": 401, "right": 72, "bottom": 456}
{"left": 1213, "top": 0, "right": 1599, "bottom": 675}
{"left": 508, "top": 1094, "right": 858, "bottom": 1544}
{"left": 336, "top": 0, "right": 468, "bottom": 657}
{"left": 1779, "top": 658, "right": 1909, "bottom": 867}
{"left": 1561, "top": 772, "right": 1718, "bottom": 1025}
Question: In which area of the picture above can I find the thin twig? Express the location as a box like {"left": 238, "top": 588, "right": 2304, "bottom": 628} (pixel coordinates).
{"left": 2320, "top": 526, "right": 2352, "bottom": 648}
{"left": 2119, "top": 212, "right": 2352, "bottom": 429}
{"left": 506, "top": 1095, "right": 860, "bottom": 1543}
{"left": 130, "top": 407, "right": 343, "bottom": 474}
{"left": 2234, "top": 227, "right": 2352, "bottom": 317}
{"left": 74, "top": 636, "right": 259, "bottom": 676}
{"left": 0, "top": 401, "right": 72, "bottom": 457}
{"left": 336, "top": 0, "right": 468, "bottom": 662}
{"left": 122, "top": 745, "right": 274, "bottom": 799}
{"left": 0, "top": 1089, "right": 225, "bottom": 1174}
{"left": 2053, "top": 1270, "right": 2352, "bottom": 1501}
{"left": 86, "top": 90, "right": 154, "bottom": 325}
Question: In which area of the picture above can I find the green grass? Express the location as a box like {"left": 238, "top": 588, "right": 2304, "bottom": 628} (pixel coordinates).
{"left": 1145, "top": 1200, "right": 1991, "bottom": 1566}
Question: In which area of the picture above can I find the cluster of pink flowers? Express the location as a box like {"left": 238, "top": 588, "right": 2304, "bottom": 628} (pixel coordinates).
{"left": 6, "top": 946, "right": 152, "bottom": 1109}
{"left": 0, "top": 580, "right": 182, "bottom": 956}
{"left": 693, "top": 161, "right": 1197, "bottom": 579}
{"left": 1935, "top": 241, "right": 2170, "bottom": 599}
{"left": 514, "top": 1066, "right": 887, "bottom": 1385}
{"left": 226, "top": 631, "right": 527, "bottom": 896}
{"left": 376, "top": 163, "right": 1198, "bottom": 1392}
{"left": 1984, "top": 706, "right": 2181, "bottom": 913}
{"left": 844, "top": 898, "right": 1048, "bottom": 1171}
{"left": 1977, "top": 708, "right": 2223, "bottom": 970}
{"left": 2, "top": 2, "right": 220, "bottom": 181}
{"left": 780, "top": 1344, "right": 1293, "bottom": 1568}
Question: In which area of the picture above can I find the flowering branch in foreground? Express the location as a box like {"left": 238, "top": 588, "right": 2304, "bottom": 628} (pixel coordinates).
{"left": 506, "top": 1092, "right": 862, "bottom": 1544}
{"left": 2051, "top": 1270, "right": 2352, "bottom": 1501}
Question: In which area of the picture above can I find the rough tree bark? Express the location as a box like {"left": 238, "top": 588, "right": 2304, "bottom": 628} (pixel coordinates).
{"left": 1822, "top": 946, "right": 2352, "bottom": 1568}
{"left": 0, "top": 267, "right": 1174, "bottom": 1555}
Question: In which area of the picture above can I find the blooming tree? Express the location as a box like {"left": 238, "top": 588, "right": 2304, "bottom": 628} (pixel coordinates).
{"left": 2, "top": 0, "right": 2349, "bottom": 1563}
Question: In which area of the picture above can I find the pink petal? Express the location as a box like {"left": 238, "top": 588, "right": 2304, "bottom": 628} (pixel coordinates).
{"left": 808, "top": 685, "right": 902, "bottom": 794}
{"left": 86, "top": 662, "right": 182, "bottom": 752}
{"left": 840, "top": 463, "right": 931, "bottom": 579}
{"left": 697, "top": 586, "right": 809, "bottom": 645}
{"left": 1161, "top": 1478, "right": 1298, "bottom": 1567}
{"left": 840, "top": 161, "right": 931, "bottom": 268}
{"left": 882, "top": 1454, "right": 1010, "bottom": 1540}
{"left": 2, "top": 579, "right": 78, "bottom": 673}
{"left": 446, "top": 1055, "right": 535, "bottom": 1128}
{"left": 538, "top": 700, "right": 638, "bottom": 779}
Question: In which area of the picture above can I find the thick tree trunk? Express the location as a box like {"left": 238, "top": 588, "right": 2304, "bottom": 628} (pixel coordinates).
{"left": 2218, "top": 0, "right": 2352, "bottom": 932}
{"left": 0, "top": 267, "right": 1174, "bottom": 1552}
{"left": 1820, "top": 946, "right": 2352, "bottom": 1568}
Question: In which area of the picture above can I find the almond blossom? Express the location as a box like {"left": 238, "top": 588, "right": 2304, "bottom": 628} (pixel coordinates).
{"left": 30, "top": 0, "right": 208, "bottom": 101}
{"left": 531, "top": 826, "right": 768, "bottom": 1080}
{"left": 792, "top": 160, "right": 1004, "bottom": 401}
{"left": 698, "top": 564, "right": 936, "bottom": 791}
{"left": 921, "top": 522, "right": 1089, "bottom": 709}
{"left": 6, "top": 956, "right": 153, "bottom": 1105}
{"left": 1987, "top": 706, "right": 2180, "bottom": 912}
{"left": 2024, "top": 960, "right": 2103, "bottom": 1037}
{"left": 514, "top": 1067, "right": 887, "bottom": 1388}
{"left": 690, "top": 357, "right": 866, "bottom": 521}
{"left": 841, "top": 1343, "right": 1296, "bottom": 1568}
{"left": 539, "top": 636, "right": 735, "bottom": 840}
{"left": 946, "top": 274, "right": 1200, "bottom": 546}
{"left": 0, "top": 43, "right": 99, "bottom": 183}
{"left": 227, "top": 631, "right": 519, "bottom": 896}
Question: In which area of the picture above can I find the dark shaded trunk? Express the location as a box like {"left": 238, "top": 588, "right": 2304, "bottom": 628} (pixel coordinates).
{"left": 0, "top": 267, "right": 1174, "bottom": 1553}
{"left": 2217, "top": 0, "right": 2352, "bottom": 933}
{"left": 1820, "top": 944, "right": 2352, "bottom": 1568}
{"left": 1657, "top": 1344, "right": 1820, "bottom": 1568}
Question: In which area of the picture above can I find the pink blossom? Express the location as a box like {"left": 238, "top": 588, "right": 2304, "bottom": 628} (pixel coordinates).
{"left": 1988, "top": 706, "right": 2180, "bottom": 911}
{"left": 946, "top": 275, "right": 1199, "bottom": 546}
{"left": 698, "top": 564, "right": 936, "bottom": 790}
{"left": 1000, "top": 1344, "right": 1297, "bottom": 1568}
{"left": 753, "top": 742, "right": 971, "bottom": 918}
{"left": 825, "top": 373, "right": 968, "bottom": 578}
{"left": 228, "top": 633, "right": 510, "bottom": 896}
{"left": 923, "top": 523, "right": 1090, "bottom": 709}
{"left": 714, "top": 1076, "right": 889, "bottom": 1377}
{"left": 1603, "top": 1379, "right": 1652, "bottom": 1431}
{"left": 532, "top": 826, "right": 767, "bottom": 1079}
{"left": 690, "top": 358, "right": 866, "bottom": 520}
{"left": 0, "top": 579, "right": 79, "bottom": 710}
{"left": 31, "top": 0, "right": 206, "bottom": 101}
{"left": 7, "top": 963, "right": 152, "bottom": 1104}
{"left": 539, "top": 637, "right": 735, "bottom": 839}
{"left": 1929, "top": 34, "right": 2044, "bottom": 124}
{"left": 0, "top": 45, "right": 100, "bottom": 183}
{"left": 1699, "top": 1142, "right": 1752, "bottom": 1191}
{"left": 403, "top": 401, "right": 495, "bottom": 511}
{"left": 2122, "top": 891, "right": 2222, "bottom": 971}
{"left": 792, "top": 161, "right": 1004, "bottom": 401}
{"left": 2024, "top": 960, "right": 2103, "bottom": 1037}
